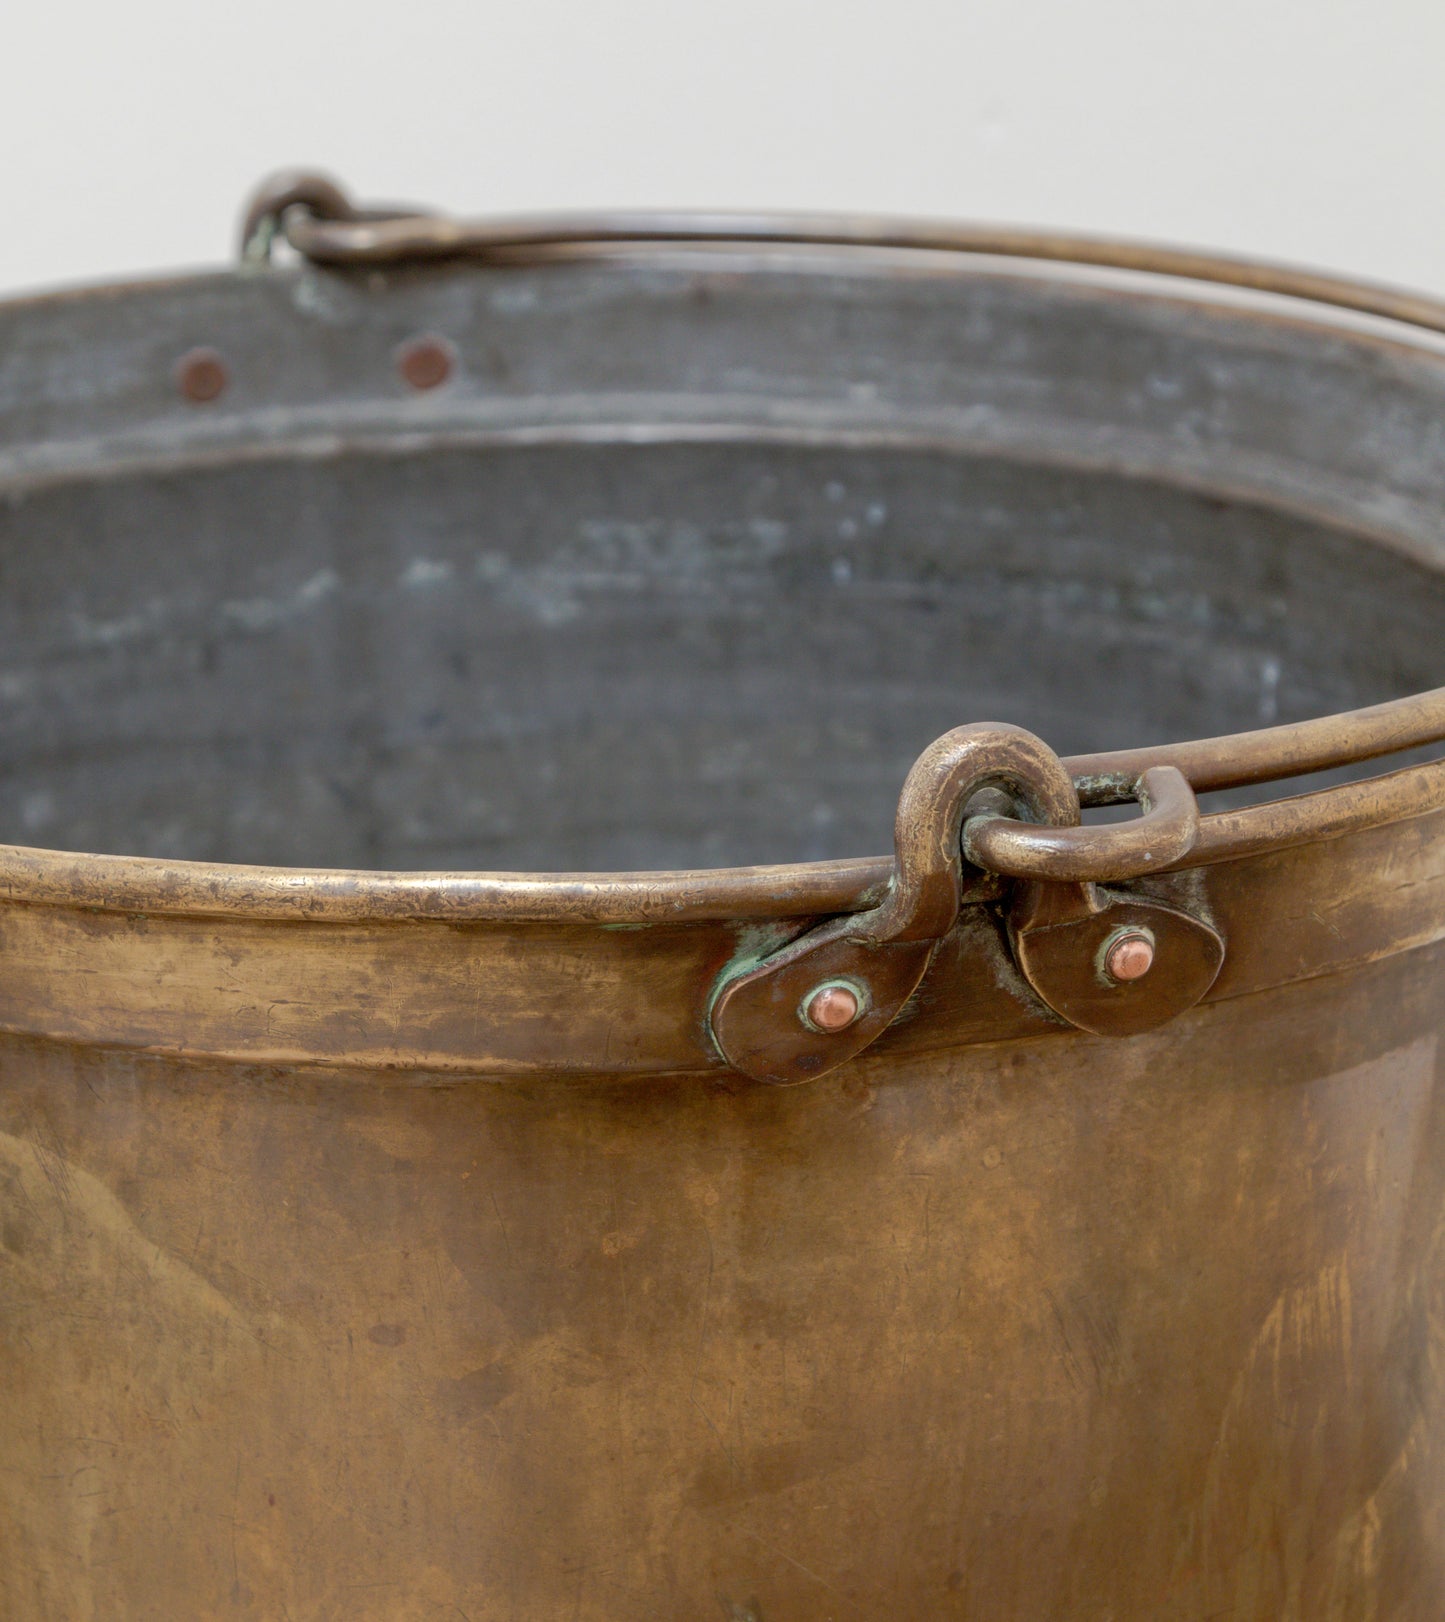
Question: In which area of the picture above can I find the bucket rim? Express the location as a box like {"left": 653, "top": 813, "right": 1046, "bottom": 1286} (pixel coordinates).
{"left": 2, "top": 178, "right": 1444, "bottom": 926}
{"left": 0, "top": 692, "right": 1438, "bottom": 923}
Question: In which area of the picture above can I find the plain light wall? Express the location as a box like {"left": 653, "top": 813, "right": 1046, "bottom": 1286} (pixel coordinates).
{"left": 4, "top": 0, "right": 1445, "bottom": 298}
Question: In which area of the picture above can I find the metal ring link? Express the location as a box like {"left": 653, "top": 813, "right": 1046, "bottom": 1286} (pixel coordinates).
{"left": 963, "top": 765, "right": 1200, "bottom": 884}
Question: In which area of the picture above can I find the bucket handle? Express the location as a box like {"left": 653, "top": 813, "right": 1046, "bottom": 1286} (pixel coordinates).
{"left": 238, "top": 170, "right": 1445, "bottom": 344}
{"left": 710, "top": 724, "right": 1223, "bottom": 1084}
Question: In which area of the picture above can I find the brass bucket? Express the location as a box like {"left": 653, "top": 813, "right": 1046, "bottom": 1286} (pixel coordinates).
{"left": 2, "top": 173, "right": 1444, "bottom": 1619}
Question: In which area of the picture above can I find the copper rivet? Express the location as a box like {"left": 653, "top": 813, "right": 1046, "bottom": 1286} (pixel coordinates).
{"left": 397, "top": 335, "right": 456, "bottom": 391}
{"left": 804, "top": 982, "right": 861, "bottom": 1033}
{"left": 175, "top": 347, "right": 228, "bottom": 404}
{"left": 1105, "top": 929, "right": 1156, "bottom": 983}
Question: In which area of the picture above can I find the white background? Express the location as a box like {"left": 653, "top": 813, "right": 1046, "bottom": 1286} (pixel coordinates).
{"left": 4, "top": 0, "right": 1445, "bottom": 297}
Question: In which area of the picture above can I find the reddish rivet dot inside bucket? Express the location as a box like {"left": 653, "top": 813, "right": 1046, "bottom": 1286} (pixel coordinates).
{"left": 175, "top": 348, "right": 228, "bottom": 404}
{"left": 397, "top": 335, "right": 456, "bottom": 391}
{"left": 803, "top": 983, "right": 862, "bottom": 1033}
{"left": 1105, "top": 930, "right": 1156, "bottom": 983}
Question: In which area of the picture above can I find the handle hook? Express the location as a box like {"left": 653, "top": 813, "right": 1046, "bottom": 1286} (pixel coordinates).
{"left": 710, "top": 725, "right": 1222, "bottom": 1083}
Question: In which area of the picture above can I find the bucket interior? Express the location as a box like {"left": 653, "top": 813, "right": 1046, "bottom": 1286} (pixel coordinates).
{"left": 2, "top": 438, "right": 1443, "bottom": 870}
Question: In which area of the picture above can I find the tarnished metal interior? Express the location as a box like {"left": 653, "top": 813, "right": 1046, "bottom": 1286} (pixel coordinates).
{"left": 3, "top": 262, "right": 1444, "bottom": 873}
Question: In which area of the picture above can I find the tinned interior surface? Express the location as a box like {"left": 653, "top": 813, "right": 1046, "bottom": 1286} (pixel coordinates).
{"left": 2, "top": 441, "right": 1442, "bottom": 871}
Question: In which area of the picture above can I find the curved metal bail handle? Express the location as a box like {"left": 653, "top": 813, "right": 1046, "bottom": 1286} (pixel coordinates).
{"left": 711, "top": 724, "right": 1081, "bottom": 1085}
{"left": 234, "top": 172, "right": 1445, "bottom": 353}
{"left": 238, "top": 171, "right": 430, "bottom": 265}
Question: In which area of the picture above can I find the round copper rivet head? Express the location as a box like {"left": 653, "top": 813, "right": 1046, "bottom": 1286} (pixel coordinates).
{"left": 1104, "top": 929, "right": 1156, "bottom": 983}
{"left": 397, "top": 335, "right": 456, "bottom": 391}
{"left": 175, "top": 348, "right": 227, "bottom": 404}
{"left": 803, "top": 982, "right": 862, "bottom": 1033}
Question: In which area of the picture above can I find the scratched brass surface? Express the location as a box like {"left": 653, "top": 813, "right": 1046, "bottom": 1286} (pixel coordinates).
{"left": 2, "top": 943, "right": 1442, "bottom": 1619}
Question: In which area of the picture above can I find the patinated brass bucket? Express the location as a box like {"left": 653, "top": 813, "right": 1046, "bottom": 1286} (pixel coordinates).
{"left": 3, "top": 174, "right": 1445, "bottom": 1619}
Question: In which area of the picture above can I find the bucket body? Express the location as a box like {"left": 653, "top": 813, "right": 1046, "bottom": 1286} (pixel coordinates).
{"left": 2, "top": 216, "right": 1445, "bottom": 1618}
{"left": 6, "top": 953, "right": 1445, "bottom": 1620}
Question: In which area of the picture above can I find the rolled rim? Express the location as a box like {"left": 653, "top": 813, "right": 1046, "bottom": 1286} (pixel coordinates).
{"left": 0, "top": 704, "right": 1438, "bottom": 924}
